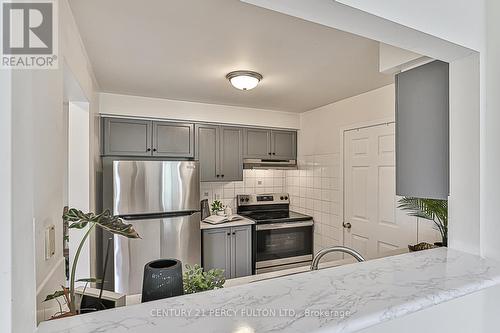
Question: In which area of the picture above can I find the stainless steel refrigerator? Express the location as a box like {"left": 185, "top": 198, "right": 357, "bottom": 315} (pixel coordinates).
{"left": 112, "top": 160, "right": 200, "bottom": 295}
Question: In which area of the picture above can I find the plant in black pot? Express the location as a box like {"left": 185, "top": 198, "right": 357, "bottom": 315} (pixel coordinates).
{"left": 44, "top": 207, "right": 140, "bottom": 319}
{"left": 142, "top": 259, "right": 184, "bottom": 302}
{"left": 398, "top": 197, "right": 448, "bottom": 250}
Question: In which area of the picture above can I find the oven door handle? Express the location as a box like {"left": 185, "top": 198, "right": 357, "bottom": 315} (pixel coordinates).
{"left": 256, "top": 220, "right": 314, "bottom": 231}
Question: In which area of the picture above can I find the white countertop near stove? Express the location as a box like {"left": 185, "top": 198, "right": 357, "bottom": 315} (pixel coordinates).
{"left": 200, "top": 214, "right": 254, "bottom": 230}
{"left": 37, "top": 248, "right": 500, "bottom": 333}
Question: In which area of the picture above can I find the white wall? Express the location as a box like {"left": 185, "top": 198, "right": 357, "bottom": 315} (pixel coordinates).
{"left": 33, "top": 0, "right": 100, "bottom": 323}
{"left": 242, "top": 0, "right": 484, "bottom": 258}
{"left": 297, "top": 85, "right": 440, "bottom": 252}
{"left": 68, "top": 102, "right": 91, "bottom": 286}
{"left": 299, "top": 84, "right": 395, "bottom": 156}
{"left": 336, "top": 0, "right": 484, "bottom": 52}
{"left": 482, "top": 0, "right": 500, "bottom": 259}
{"left": 379, "top": 43, "right": 430, "bottom": 74}
{"left": 100, "top": 93, "right": 300, "bottom": 129}
{"left": 2, "top": 0, "right": 99, "bottom": 329}
{"left": 448, "top": 54, "right": 481, "bottom": 254}
{"left": 0, "top": 68, "right": 13, "bottom": 333}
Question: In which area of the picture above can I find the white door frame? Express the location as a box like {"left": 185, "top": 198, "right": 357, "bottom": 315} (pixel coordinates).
{"left": 339, "top": 117, "right": 395, "bottom": 247}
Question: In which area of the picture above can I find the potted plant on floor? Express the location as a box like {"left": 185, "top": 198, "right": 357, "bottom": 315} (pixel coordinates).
{"left": 398, "top": 197, "right": 448, "bottom": 251}
{"left": 44, "top": 207, "right": 140, "bottom": 319}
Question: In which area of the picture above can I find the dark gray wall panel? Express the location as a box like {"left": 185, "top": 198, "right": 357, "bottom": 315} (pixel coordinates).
{"left": 396, "top": 60, "right": 449, "bottom": 199}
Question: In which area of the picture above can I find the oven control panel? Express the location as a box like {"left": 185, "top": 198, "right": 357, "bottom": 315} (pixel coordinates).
{"left": 237, "top": 193, "right": 290, "bottom": 206}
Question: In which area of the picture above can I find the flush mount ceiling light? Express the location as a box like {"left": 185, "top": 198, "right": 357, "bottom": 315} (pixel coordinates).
{"left": 226, "top": 70, "right": 263, "bottom": 91}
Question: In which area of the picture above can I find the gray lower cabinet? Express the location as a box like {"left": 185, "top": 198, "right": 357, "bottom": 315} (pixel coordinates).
{"left": 202, "top": 225, "right": 252, "bottom": 279}
{"left": 103, "top": 118, "right": 152, "bottom": 156}
{"left": 243, "top": 128, "right": 296, "bottom": 160}
{"left": 196, "top": 124, "right": 243, "bottom": 182}
{"left": 202, "top": 228, "right": 232, "bottom": 279}
{"left": 152, "top": 121, "right": 194, "bottom": 158}
{"left": 231, "top": 225, "right": 252, "bottom": 278}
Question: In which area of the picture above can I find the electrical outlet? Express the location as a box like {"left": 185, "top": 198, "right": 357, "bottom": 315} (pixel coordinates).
{"left": 45, "top": 225, "right": 55, "bottom": 260}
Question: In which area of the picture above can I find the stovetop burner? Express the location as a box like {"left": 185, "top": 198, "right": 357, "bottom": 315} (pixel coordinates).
{"left": 236, "top": 193, "right": 313, "bottom": 224}
{"left": 239, "top": 210, "right": 313, "bottom": 224}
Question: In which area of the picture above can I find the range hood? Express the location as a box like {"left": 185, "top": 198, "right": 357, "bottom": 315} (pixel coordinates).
{"left": 243, "top": 158, "right": 297, "bottom": 170}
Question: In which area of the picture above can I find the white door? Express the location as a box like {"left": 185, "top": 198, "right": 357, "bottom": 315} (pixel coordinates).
{"left": 343, "top": 123, "right": 417, "bottom": 259}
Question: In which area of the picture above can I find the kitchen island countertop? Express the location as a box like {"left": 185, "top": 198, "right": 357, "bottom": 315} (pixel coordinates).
{"left": 37, "top": 248, "right": 500, "bottom": 333}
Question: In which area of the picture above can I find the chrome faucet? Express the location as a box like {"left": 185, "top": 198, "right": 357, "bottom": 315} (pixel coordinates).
{"left": 310, "top": 246, "right": 365, "bottom": 270}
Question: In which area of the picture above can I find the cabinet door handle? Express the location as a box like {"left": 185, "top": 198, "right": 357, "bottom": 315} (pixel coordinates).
{"left": 216, "top": 174, "right": 220, "bottom": 178}
{"left": 227, "top": 232, "right": 231, "bottom": 236}
{"left": 153, "top": 148, "right": 157, "bottom": 152}
{"left": 147, "top": 148, "right": 151, "bottom": 152}
{"left": 268, "top": 152, "right": 272, "bottom": 155}
{"left": 221, "top": 174, "right": 224, "bottom": 178}
{"left": 232, "top": 232, "right": 235, "bottom": 235}
{"left": 272, "top": 152, "right": 276, "bottom": 155}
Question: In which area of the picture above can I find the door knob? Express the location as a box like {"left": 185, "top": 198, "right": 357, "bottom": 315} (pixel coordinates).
{"left": 343, "top": 222, "right": 352, "bottom": 229}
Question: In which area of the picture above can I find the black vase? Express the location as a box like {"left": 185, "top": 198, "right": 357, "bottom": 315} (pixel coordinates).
{"left": 141, "top": 259, "right": 183, "bottom": 303}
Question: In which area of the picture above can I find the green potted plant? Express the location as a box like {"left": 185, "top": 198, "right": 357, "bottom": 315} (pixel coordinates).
{"left": 44, "top": 207, "right": 140, "bottom": 318}
{"left": 398, "top": 197, "right": 448, "bottom": 249}
{"left": 183, "top": 264, "right": 225, "bottom": 294}
{"left": 211, "top": 200, "right": 225, "bottom": 216}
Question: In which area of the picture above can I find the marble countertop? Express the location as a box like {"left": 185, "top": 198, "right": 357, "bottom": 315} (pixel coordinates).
{"left": 37, "top": 248, "right": 500, "bottom": 333}
{"left": 200, "top": 215, "right": 254, "bottom": 230}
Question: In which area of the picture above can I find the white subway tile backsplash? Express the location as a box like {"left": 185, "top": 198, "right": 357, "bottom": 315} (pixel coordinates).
{"left": 233, "top": 181, "right": 244, "bottom": 188}
{"left": 313, "top": 177, "right": 321, "bottom": 189}
{"left": 201, "top": 169, "right": 285, "bottom": 211}
{"left": 223, "top": 188, "right": 235, "bottom": 199}
{"left": 263, "top": 177, "right": 273, "bottom": 187}
{"left": 286, "top": 154, "right": 343, "bottom": 254}
{"left": 244, "top": 177, "right": 255, "bottom": 188}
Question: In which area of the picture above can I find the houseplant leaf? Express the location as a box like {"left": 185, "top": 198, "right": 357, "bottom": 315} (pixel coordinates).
{"left": 44, "top": 290, "right": 66, "bottom": 302}
{"left": 76, "top": 278, "right": 102, "bottom": 283}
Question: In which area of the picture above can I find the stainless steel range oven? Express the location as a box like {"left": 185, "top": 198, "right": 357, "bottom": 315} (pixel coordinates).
{"left": 237, "top": 193, "right": 314, "bottom": 274}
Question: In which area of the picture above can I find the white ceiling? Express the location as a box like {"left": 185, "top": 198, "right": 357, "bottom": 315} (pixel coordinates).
{"left": 69, "top": 0, "right": 393, "bottom": 113}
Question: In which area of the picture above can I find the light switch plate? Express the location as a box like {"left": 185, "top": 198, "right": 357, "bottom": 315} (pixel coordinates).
{"left": 45, "top": 225, "right": 55, "bottom": 260}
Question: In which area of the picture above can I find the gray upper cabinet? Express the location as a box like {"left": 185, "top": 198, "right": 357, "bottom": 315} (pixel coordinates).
{"left": 103, "top": 118, "right": 152, "bottom": 156}
{"left": 244, "top": 128, "right": 297, "bottom": 160}
{"left": 244, "top": 128, "right": 271, "bottom": 159}
{"left": 152, "top": 121, "right": 194, "bottom": 158}
{"left": 195, "top": 124, "right": 219, "bottom": 182}
{"left": 196, "top": 124, "right": 243, "bottom": 182}
{"left": 220, "top": 127, "right": 243, "bottom": 181}
{"left": 102, "top": 117, "right": 194, "bottom": 158}
{"left": 102, "top": 117, "right": 296, "bottom": 168}
{"left": 271, "top": 130, "right": 297, "bottom": 160}
{"left": 396, "top": 60, "right": 449, "bottom": 200}
{"left": 203, "top": 225, "right": 252, "bottom": 279}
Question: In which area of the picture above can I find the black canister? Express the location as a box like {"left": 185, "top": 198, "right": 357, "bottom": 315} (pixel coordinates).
{"left": 141, "top": 259, "right": 183, "bottom": 302}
